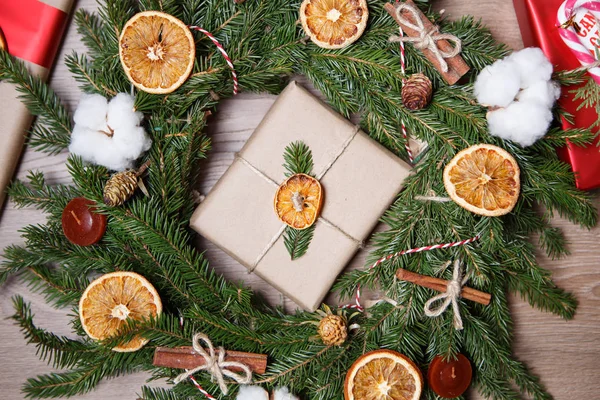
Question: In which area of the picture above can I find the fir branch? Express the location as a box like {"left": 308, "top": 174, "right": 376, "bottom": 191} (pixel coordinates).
{"left": 283, "top": 141, "right": 315, "bottom": 177}
{"left": 12, "top": 296, "right": 92, "bottom": 370}
{"left": 572, "top": 76, "right": 600, "bottom": 129}
{"left": 0, "top": 50, "right": 72, "bottom": 154}
{"left": 283, "top": 225, "right": 316, "bottom": 260}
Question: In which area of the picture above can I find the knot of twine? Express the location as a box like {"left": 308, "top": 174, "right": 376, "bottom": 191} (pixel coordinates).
{"left": 389, "top": 3, "right": 462, "bottom": 73}
{"left": 424, "top": 260, "right": 468, "bottom": 330}
{"left": 173, "top": 333, "right": 252, "bottom": 395}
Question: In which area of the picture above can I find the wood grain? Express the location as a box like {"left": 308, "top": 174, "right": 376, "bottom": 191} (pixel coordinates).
{"left": 0, "top": 1, "right": 598, "bottom": 399}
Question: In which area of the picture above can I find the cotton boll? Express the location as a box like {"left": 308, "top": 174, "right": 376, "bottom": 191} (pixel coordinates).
{"left": 516, "top": 80, "right": 561, "bottom": 109}
{"left": 474, "top": 59, "right": 521, "bottom": 108}
{"left": 487, "top": 101, "right": 554, "bottom": 146}
{"left": 107, "top": 93, "right": 143, "bottom": 129}
{"left": 73, "top": 94, "right": 109, "bottom": 132}
{"left": 112, "top": 126, "right": 152, "bottom": 160}
{"left": 507, "top": 47, "right": 554, "bottom": 88}
{"left": 236, "top": 385, "right": 269, "bottom": 400}
{"left": 273, "top": 387, "right": 300, "bottom": 400}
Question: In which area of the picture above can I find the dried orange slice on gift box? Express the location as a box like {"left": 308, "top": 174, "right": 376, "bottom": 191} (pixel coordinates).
{"left": 119, "top": 11, "right": 195, "bottom": 94}
{"left": 300, "top": 0, "right": 369, "bottom": 49}
{"left": 444, "top": 144, "right": 520, "bottom": 217}
{"left": 344, "top": 349, "right": 423, "bottom": 400}
{"left": 79, "top": 271, "right": 162, "bottom": 352}
{"left": 274, "top": 173, "right": 323, "bottom": 230}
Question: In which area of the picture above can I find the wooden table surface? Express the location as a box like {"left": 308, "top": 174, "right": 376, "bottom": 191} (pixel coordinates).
{"left": 1, "top": 1, "right": 598, "bottom": 399}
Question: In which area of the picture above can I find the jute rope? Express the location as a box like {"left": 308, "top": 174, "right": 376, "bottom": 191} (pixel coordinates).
{"left": 389, "top": 3, "right": 462, "bottom": 73}
{"left": 174, "top": 333, "right": 252, "bottom": 395}
{"left": 423, "top": 259, "right": 469, "bottom": 330}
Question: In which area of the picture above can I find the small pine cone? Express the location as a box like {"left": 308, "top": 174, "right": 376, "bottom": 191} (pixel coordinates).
{"left": 318, "top": 315, "right": 348, "bottom": 346}
{"left": 103, "top": 171, "right": 138, "bottom": 207}
{"left": 402, "top": 73, "right": 433, "bottom": 111}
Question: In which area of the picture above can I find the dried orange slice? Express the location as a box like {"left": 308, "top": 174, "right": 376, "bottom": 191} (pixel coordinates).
{"left": 79, "top": 271, "right": 162, "bottom": 352}
{"left": 300, "top": 0, "right": 369, "bottom": 49}
{"left": 274, "top": 173, "right": 323, "bottom": 230}
{"left": 444, "top": 144, "right": 520, "bottom": 217}
{"left": 119, "top": 11, "right": 195, "bottom": 94}
{"left": 344, "top": 349, "right": 423, "bottom": 400}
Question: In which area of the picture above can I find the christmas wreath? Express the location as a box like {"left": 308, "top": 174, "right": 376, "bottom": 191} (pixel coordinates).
{"left": 0, "top": 0, "right": 598, "bottom": 399}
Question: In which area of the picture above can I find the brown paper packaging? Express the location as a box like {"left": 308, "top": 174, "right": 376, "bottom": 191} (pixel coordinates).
{"left": 191, "top": 82, "right": 412, "bottom": 311}
{"left": 0, "top": 0, "right": 74, "bottom": 209}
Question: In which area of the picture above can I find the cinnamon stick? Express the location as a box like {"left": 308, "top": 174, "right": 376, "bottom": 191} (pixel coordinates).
{"left": 396, "top": 268, "right": 491, "bottom": 306}
{"left": 153, "top": 347, "right": 268, "bottom": 374}
{"left": 384, "top": 1, "right": 470, "bottom": 85}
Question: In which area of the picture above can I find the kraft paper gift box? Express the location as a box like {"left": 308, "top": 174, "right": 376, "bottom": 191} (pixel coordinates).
{"left": 0, "top": 0, "right": 74, "bottom": 208}
{"left": 191, "top": 82, "right": 411, "bottom": 311}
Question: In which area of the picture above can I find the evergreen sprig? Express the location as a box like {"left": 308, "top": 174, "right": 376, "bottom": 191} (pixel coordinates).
{"left": 0, "top": 0, "right": 597, "bottom": 399}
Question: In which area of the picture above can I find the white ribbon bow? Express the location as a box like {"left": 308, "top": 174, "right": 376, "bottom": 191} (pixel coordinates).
{"left": 389, "top": 3, "right": 462, "bottom": 73}
{"left": 173, "top": 333, "right": 253, "bottom": 395}
{"left": 424, "top": 260, "right": 468, "bottom": 330}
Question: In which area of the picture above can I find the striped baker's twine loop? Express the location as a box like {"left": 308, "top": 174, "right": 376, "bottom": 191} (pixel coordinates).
{"left": 189, "top": 26, "right": 239, "bottom": 95}
{"left": 178, "top": 315, "right": 216, "bottom": 399}
{"left": 343, "top": 235, "right": 481, "bottom": 312}
{"left": 395, "top": 0, "right": 414, "bottom": 163}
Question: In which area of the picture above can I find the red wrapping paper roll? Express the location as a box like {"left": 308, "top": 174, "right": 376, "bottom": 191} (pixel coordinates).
{"left": 0, "top": 0, "right": 73, "bottom": 210}
{"left": 514, "top": 0, "right": 600, "bottom": 190}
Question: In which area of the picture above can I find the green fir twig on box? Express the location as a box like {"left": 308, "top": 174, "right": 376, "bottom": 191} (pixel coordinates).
{"left": 0, "top": 0, "right": 598, "bottom": 399}
{"left": 281, "top": 141, "right": 317, "bottom": 260}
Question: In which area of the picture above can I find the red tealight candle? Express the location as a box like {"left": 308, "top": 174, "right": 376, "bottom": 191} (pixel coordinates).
{"left": 62, "top": 198, "right": 107, "bottom": 246}
{"left": 427, "top": 353, "right": 472, "bottom": 398}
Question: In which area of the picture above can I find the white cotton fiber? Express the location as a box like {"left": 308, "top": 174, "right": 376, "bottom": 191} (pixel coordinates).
{"left": 507, "top": 47, "right": 554, "bottom": 88}
{"left": 106, "top": 93, "right": 143, "bottom": 129}
{"left": 73, "top": 94, "right": 109, "bottom": 132}
{"left": 112, "top": 126, "right": 152, "bottom": 160}
{"left": 236, "top": 385, "right": 269, "bottom": 400}
{"left": 69, "top": 93, "right": 152, "bottom": 171}
{"left": 474, "top": 59, "right": 521, "bottom": 108}
{"left": 273, "top": 387, "right": 300, "bottom": 400}
{"left": 516, "top": 80, "right": 561, "bottom": 109}
{"left": 487, "top": 101, "right": 554, "bottom": 147}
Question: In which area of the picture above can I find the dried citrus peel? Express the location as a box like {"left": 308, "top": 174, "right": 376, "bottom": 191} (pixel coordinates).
{"left": 344, "top": 349, "right": 423, "bottom": 400}
{"left": 300, "top": 0, "right": 369, "bottom": 49}
{"left": 119, "top": 11, "right": 195, "bottom": 94}
{"left": 274, "top": 173, "right": 323, "bottom": 230}
{"left": 444, "top": 144, "right": 520, "bottom": 217}
{"left": 79, "top": 271, "right": 162, "bottom": 352}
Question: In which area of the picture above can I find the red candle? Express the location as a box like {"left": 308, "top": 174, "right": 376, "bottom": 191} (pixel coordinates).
{"left": 62, "top": 198, "right": 107, "bottom": 246}
{"left": 427, "top": 353, "right": 472, "bottom": 398}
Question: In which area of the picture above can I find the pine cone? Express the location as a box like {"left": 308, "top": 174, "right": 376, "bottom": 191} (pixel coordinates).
{"left": 318, "top": 315, "right": 348, "bottom": 346}
{"left": 402, "top": 73, "right": 433, "bottom": 111}
{"left": 103, "top": 171, "right": 138, "bottom": 206}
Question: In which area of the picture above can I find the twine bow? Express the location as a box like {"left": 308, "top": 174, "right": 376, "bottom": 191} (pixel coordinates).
{"left": 389, "top": 3, "right": 462, "bottom": 73}
{"left": 173, "top": 333, "right": 253, "bottom": 395}
{"left": 424, "top": 260, "right": 468, "bottom": 330}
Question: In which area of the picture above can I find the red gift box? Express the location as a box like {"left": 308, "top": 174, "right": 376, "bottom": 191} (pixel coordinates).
{"left": 514, "top": 0, "right": 600, "bottom": 191}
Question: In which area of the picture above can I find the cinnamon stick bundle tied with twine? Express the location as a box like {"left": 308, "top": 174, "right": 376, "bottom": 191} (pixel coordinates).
{"left": 385, "top": 0, "right": 470, "bottom": 84}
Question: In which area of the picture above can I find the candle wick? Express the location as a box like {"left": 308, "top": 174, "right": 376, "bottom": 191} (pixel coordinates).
{"left": 451, "top": 366, "right": 456, "bottom": 379}
{"left": 70, "top": 210, "right": 82, "bottom": 226}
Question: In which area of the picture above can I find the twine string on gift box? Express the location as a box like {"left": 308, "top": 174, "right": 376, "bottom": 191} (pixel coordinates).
{"left": 389, "top": 3, "right": 462, "bottom": 73}
{"left": 174, "top": 333, "right": 253, "bottom": 395}
{"left": 237, "top": 125, "right": 364, "bottom": 270}
{"left": 423, "top": 259, "right": 470, "bottom": 330}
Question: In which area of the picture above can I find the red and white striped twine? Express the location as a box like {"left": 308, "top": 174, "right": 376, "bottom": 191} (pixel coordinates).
{"left": 189, "top": 26, "right": 239, "bottom": 95}
{"left": 189, "top": 375, "right": 217, "bottom": 400}
{"left": 396, "top": 0, "right": 414, "bottom": 164}
{"left": 343, "top": 234, "right": 481, "bottom": 312}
